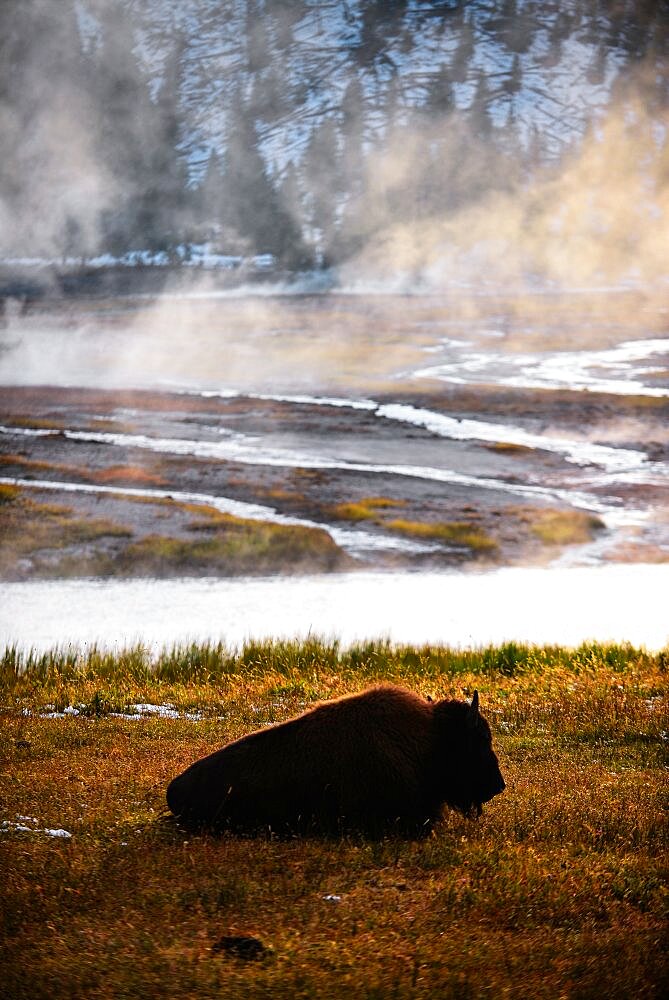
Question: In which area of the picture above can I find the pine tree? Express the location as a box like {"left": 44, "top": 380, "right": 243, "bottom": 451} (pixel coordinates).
{"left": 451, "top": 17, "right": 475, "bottom": 83}
{"left": 92, "top": 4, "right": 157, "bottom": 253}
{"left": 142, "top": 38, "right": 190, "bottom": 252}
{"left": 469, "top": 71, "right": 494, "bottom": 138}
{"left": 341, "top": 75, "right": 366, "bottom": 198}
{"left": 197, "top": 149, "right": 225, "bottom": 238}
{"left": 221, "top": 90, "right": 309, "bottom": 265}
{"left": 504, "top": 54, "right": 523, "bottom": 97}
{"left": 301, "top": 116, "right": 342, "bottom": 259}
{"left": 427, "top": 63, "right": 455, "bottom": 115}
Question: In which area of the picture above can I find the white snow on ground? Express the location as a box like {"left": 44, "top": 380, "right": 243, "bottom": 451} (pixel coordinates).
{"left": 1, "top": 817, "right": 72, "bottom": 839}
{"left": 0, "top": 247, "right": 272, "bottom": 271}
{"left": 24, "top": 703, "right": 203, "bottom": 721}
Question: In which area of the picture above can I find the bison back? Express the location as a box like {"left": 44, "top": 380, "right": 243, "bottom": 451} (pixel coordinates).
{"left": 167, "top": 686, "right": 438, "bottom": 834}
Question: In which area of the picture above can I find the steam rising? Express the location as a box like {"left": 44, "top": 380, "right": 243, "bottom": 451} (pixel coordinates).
{"left": 0, "top": 2, "right": 666, "bottom": 290}
{"left": 0, "top": 1, "right": 116, "bottom": 258}
{"left": 339, "top": 97, "right": 669, "bottom": 290}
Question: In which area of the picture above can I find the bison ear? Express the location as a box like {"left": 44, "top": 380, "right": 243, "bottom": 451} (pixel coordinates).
{"left": 468, "top": 690, "right": 480, "bottom": 724}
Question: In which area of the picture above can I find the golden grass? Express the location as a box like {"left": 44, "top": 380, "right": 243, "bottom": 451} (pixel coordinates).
{"left": 530, "top": 510, "right": 606, "bottom": 546}
{"left": 331, "top": 496, "right": 407, "bottom": 522}
{"left": 1, "top": 640, "right": 667, "bottom": 999}
{"left": 2, "top": 416, "right": 66, "bottom": 430}
{"left": 387, "top": 519, "right": 499, "bottom": 552}
{"left": 483, "top": 441, "right": 534, "bottom": 455}
{"left": 0, "top": 483, "right": 21, "bottom": 503}
{"left": 0, "top": 453, "right": 62, "bottom": 474}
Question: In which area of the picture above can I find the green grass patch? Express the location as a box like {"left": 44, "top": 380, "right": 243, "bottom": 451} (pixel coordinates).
{"left": 0, "top": 490, "right": 350, "bottom": 579}
{"left": 1, "top": 640, "right": 667, "bottom": 998}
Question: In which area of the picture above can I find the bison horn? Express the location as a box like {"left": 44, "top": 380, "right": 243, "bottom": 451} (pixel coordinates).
{"left": 469, "top": 690, "right": 480, "bottom": 723}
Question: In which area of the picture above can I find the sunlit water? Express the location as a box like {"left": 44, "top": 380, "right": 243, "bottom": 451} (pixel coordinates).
{"left": 2, "top": 566, "right": 668, "bottom": 653}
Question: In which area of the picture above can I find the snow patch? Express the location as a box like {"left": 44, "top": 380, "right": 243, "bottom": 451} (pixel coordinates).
{"left": 1, "top": 816, "right": 72, "bottom": 839}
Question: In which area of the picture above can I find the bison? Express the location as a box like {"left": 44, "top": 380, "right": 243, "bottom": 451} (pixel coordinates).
{"left": 166, "top": 685, "right": 505, "bottom": 837}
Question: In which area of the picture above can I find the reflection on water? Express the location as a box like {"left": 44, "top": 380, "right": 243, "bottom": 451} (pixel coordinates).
{"left": 2, "top": 566, "right": 668, "bottom": 653}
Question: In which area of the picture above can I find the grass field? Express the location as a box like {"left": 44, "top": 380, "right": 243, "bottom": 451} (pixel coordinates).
{"left": 1, "top": 639, "right": 668, "bottom": 999}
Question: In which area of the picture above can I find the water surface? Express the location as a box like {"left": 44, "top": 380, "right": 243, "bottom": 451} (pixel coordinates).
{"left": 2, "top": 565, "right": 667, "bottom": 653}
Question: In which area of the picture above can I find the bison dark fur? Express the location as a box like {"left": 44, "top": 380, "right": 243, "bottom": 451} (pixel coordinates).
{"left": 166, "top": 685, "right": 505, "bottom": 836}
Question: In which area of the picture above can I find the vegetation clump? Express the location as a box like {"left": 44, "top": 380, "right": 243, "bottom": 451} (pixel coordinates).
{"left": 0, "top": 489, "right": 350, "bottom": 579}
{"left": 114, "top": 517, "right": 347, "bottom": 577}
{"left": 331, "top": 496, "right": 407, "bottom": 521}
{"left": 387, "top": 518, "right": 499, "bottom": 553}
{"left": 0, "top": 487, "right": 133, "bottom": 578}
{"left": 530, "top": 509, "right": 606, "bottom": 546}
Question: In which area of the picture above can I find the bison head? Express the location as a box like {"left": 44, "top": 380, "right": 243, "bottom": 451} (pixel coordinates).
{"left": 435, "top": 690, "right": 505, "bottom": 818}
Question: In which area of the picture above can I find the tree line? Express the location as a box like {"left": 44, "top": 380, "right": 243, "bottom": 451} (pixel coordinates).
{"left": 0, "top": 0, "right": 666, "bottom": 267}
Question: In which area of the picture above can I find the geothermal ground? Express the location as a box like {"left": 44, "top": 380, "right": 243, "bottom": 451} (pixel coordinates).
{"left": 1, "top": 290, "right": 668, "bottom": 583}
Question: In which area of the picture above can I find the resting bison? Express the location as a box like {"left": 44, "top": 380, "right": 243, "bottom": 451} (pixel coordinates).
{"left": 166, "top": 685, "right": 505, "bottom": 836}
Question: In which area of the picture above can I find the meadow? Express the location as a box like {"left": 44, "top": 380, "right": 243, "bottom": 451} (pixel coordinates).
{"left": 1, "top": 639, "right": 667, "bottom": 999}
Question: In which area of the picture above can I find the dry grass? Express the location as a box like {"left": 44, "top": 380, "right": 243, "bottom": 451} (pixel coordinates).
{"left": 91, "top": 466, "right": 168, "bottom": 487}
{"left": 0, "top": 486, "right": 133, "bottom": 577}
{"left": 331, "top": 496, "right": 407, "bottom": 522}
{"left": 530, "top": 510, "right": 606, "bottom": 546}
{"left": 1, "top": 640, "right": 667, "bottom": 999}
{"left": 0, "top": 489, "right": 350, "bottom": 579}
{"left": 387, "top": 519, "right": 499, "bottom": 553}
{"left": 0, "top": 453, "right": 167, "bottom": 487}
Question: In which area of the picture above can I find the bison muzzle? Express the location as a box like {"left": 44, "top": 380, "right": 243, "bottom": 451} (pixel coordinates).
{"left": 166, "top": 685, "right": 505, "bottom": 836}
